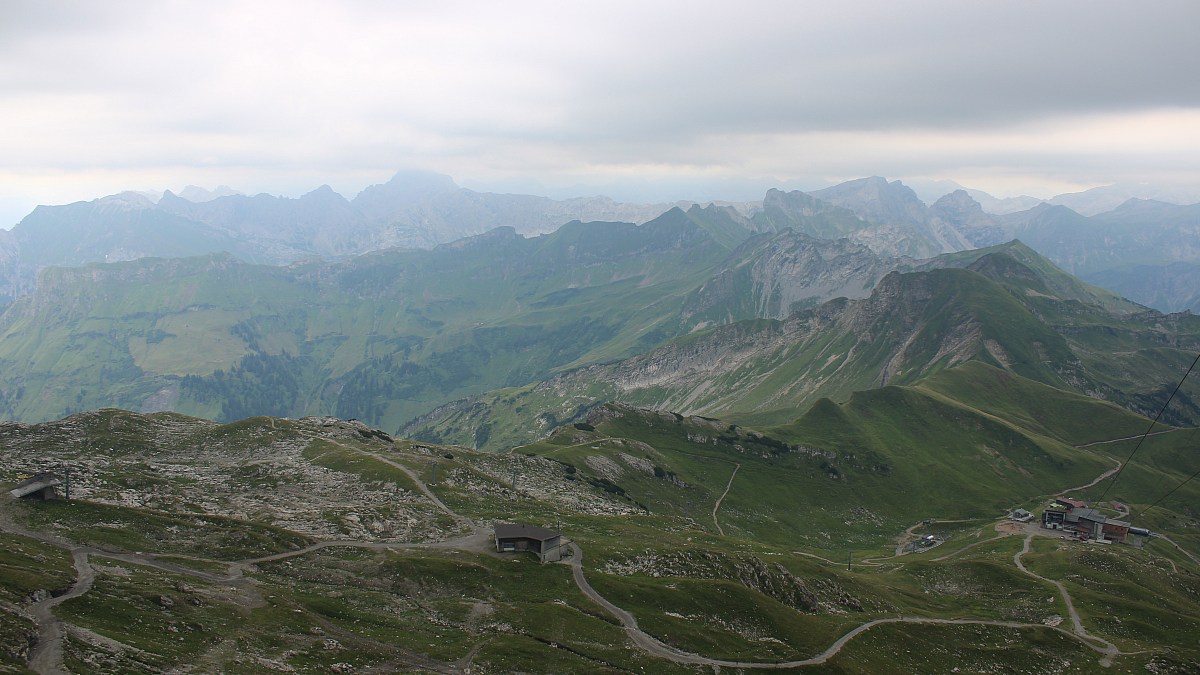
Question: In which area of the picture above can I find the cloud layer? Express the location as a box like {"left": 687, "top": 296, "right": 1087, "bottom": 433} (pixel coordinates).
{"left": 2, "top": 0, "right": 1198, "bottom": 221}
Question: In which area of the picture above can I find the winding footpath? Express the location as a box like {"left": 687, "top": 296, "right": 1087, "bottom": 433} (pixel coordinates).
{"left": 930, "top": 533, "right": 1007, "bottom": 562}
{"left": 26, "top": 549, "right": 94, "bottom": 674}
{"left": 1153, "top": 534, "right": 1200, "bottom": 568}
{"left": 304, "top": 435, "right": 475, "bottom": 529}
{"left": 711, "top": 462, "right": 740, "bottom": 536}
{"left": 1013, "top": 534, "right": 1120, "bottom": 665}
{"left": 1074, "top": 429, "right": 1182, "bottom": 449}
{"left": 548, "top": 449, "right": 1181, "bottom": 669}
{"left": 1062, "top": 458, "right": 1123, "bottom": 493}
{"left": 524, "top": 437, "right": 619, "bottom": 457}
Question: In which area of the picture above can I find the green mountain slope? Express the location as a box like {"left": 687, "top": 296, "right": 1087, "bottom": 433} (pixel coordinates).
{"left": 921, "top": 239, "right": 1145, "bottom": 316}
{"left": 0, "top": 213, "right": 736, "bottom": 428}
{"left": 0, "top": 208, "right": 959, "bottom": 431}
{"left": 410, "top": 251, "right": 1199, "bottom": 451}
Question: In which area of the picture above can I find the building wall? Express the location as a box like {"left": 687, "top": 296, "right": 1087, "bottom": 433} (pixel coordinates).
{"left": 542, "top": 536, "right": 562, "bottom": 562}
{"left": 498, "top": 536, "right": 561, "bottom": 562}
{"left": 1042, "top": 510, "right": 1066, "bottom": 526}
{"left": 1102, "top": 523, "right": 1129, "bottom": 542}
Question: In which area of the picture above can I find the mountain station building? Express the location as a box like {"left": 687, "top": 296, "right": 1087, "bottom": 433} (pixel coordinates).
{"left": 493, "top": 523, "right": 564, "bottom": 562}
{"left": 1042, "top": 498, "right": 1129, "bottom": 543}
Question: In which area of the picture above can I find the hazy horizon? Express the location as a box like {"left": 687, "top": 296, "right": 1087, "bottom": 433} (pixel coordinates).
{"left": 3, "top": 1, "right": 1198, "bottom": 226}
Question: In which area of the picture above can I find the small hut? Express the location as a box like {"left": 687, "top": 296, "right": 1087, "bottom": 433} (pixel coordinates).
{"left": 1010, "top": 508, "right": 1034, "bottom": 522}
{"left": 9, "top": 472, "right": 63, "bottom": 500}
{"left": 493, "top": 523, "right": 563, "bottom": 563}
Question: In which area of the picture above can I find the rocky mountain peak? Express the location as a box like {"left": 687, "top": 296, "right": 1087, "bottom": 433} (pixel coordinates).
{"left": 356, "top": 170, "right": 459, "bottom": 203}
{"left": 178, "top": 185, "right": 242, "bottom": 203}
{"left": 763, "top": 188, "right": 825, "bottom": 213}
{"left": 931, "top": 189, "right": 983, "bottom": 214}
{"left": 94, "top": 191, "right": 158, "bottom": 212}
{"left": 300, "top": 185, "right": 349, "bottom": 205}
{"left": 810, "top": 177, "right": 927, "bottom": 230}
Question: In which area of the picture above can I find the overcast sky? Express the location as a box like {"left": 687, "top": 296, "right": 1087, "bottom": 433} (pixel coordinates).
{"left": 1, "top": 0, "right": 1198, "bottom": 225}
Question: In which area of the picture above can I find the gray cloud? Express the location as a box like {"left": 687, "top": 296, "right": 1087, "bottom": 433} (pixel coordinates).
{"left": 1, "top": 0, "right": 1197, "bottom": 212}
{"left": 553, "top": 2, "right": 1200, "bottom": 137}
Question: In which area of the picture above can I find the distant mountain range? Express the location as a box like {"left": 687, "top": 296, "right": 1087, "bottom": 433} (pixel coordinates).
{"left": 768, "top": 177, "right": 1200, "bottom": 311}
{"left": 0, "top": 169, "right": 1197, "bottom": 437}
{"left": 1, "top": 202, "right": 1194, "bottom": 444}
{"left": 0, "top": 170, "right": 703, "bottom": 303}
{"left": 2, "top": 171, "right": 1198, "bottom": 311}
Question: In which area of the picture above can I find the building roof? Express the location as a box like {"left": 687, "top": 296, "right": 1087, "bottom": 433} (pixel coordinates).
{"left": 1073, "top": 508, "right": 1106, "bottom": 523}
{"left": 9, "top": 472, "right": 61, "bottom": 499}
{"left": 1056, "top": 497, "right": 1088, "bottom": 509}
{"left": 494, "top": 523, "right": 560, "bottom": 541}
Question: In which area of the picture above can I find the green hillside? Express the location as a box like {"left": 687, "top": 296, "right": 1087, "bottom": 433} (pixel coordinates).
{"left": 413, "top": 253, "right": 1200, "bottom": 451}
{"left": 3, "top": 213, "right": 905, "bottom": 432}
{"left": 0, "top": 214, "right": 739, "bottom": 429}
{"left": 518, "top": 372, "right": 1120, "bottom": 553}
{"left": 920, "top": 239, "right": 1146, "bottom": 316}
{"left": 4, "top": 212, "right": 1198, "bottom": 461}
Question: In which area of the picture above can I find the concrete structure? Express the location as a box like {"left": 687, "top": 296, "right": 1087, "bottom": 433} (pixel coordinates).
{"left": 1066, "top": 508, "right": 1108, "bottom": 539}
{"left": 494, "top": 523, "right": 563, "bottom": 562}
{"left": 1042, "top": 508, "right": 1067, "bottom": 528}
{"left": 1042, "top": 501, "right": 1129, "bottom": 543}
{"left": 9, "top": 472, "right": 62, "bottom": 500}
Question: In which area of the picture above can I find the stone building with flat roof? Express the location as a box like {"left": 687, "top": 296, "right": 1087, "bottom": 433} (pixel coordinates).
{"left": 494, "top": 523, "right": 563, "bottom": 562}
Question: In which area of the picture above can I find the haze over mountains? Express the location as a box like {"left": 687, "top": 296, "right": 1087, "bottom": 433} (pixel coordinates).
{"left": 0, "top": 170, "right": 701, "bottom": 302}
{"left": 2, "top": 170, "right": 1197, "bottom": 313}
{"left": 0, "top": 169, "right": 1197, "bottom": 441}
